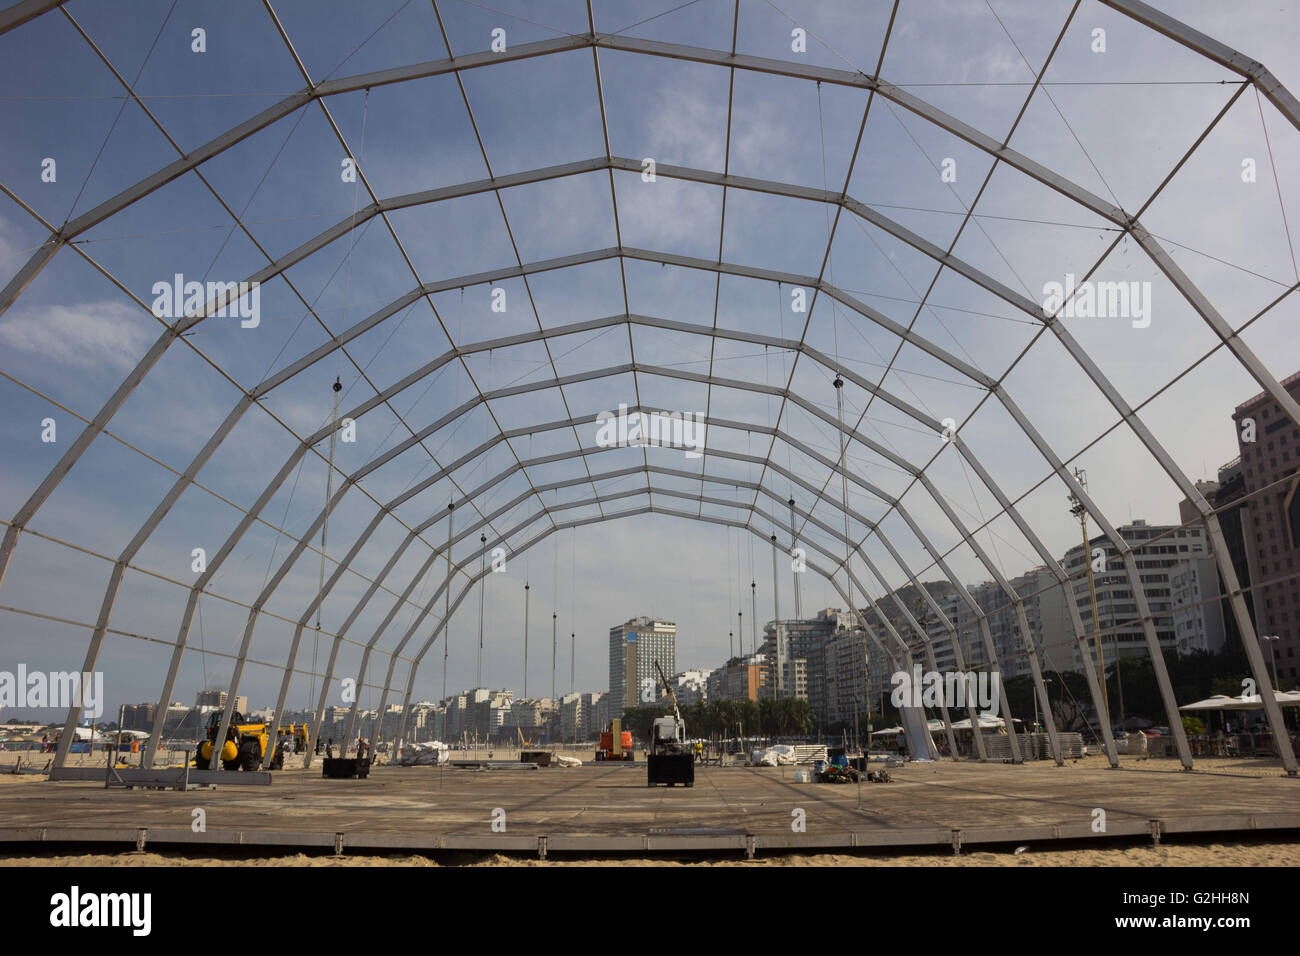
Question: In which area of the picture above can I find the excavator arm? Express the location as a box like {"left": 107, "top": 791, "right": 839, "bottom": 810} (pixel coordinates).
{"left": 654, "top": 660, "right": 683, "bottom": 729}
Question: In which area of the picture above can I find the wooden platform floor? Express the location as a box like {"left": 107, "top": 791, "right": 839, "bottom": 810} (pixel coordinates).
{"left": 1, "top": 759, "right": 1297, "bottom": 856}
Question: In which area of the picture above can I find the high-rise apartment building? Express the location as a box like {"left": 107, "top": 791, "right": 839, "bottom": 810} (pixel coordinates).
{"left": 1209, "top": 457, "right": 1258, "bottom": 650}
{"left": 559, "top": 691, "right": 602, "bottom": 741}
{"left": 608, "top": 617, "right": 676, "bottom": 712}
{"left": 194, "top": 690, "right": 247, "bottom": 713}
{"left": 1061, "top": 520, "right": 1209, "bottom": 668}
{"left": 1233, "top": 370, "right": 1300, "bottom": 684}
{"left": 1170, "top": 556, "right": 1227, "bottom": 655}
{"left": 761, "top": 609, "right": 840, "bottom": 708}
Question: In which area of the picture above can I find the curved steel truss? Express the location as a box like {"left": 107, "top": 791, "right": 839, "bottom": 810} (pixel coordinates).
{"left": 2, "top": 0, "right": 1298, "bottom": 773}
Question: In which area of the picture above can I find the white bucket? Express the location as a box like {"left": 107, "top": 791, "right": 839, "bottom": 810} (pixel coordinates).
{"left": 792, "top": 769, "right": 810, "bottom": 783}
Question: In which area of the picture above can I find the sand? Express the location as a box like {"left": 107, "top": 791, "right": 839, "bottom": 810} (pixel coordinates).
{"left": 1022, "top": 753, "right": 1290, "bottom": 778}
{"left": 2, "top": 839, "right": 1296, "bottom": 867}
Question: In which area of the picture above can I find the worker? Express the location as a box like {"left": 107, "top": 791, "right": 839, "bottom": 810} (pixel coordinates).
{"left": 325, "top": 738, "right": 334, "bottom": 759}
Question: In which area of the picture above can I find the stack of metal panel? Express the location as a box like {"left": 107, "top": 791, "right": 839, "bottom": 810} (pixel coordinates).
{"left": 791, "top": 745, "right": 828, "bottom": 764}
{"left": 980, "top": 735, "right": 1016, "bottom": 762}
{"left": 1057, "top": 733, "right": 1085, "bottom": 758}
{"left": 993, "top": 732, "right": 1085, "bottom": 761}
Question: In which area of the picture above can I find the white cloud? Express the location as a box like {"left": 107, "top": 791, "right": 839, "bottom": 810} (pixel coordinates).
{"left": 643, "top": 74, "right": 727, "bottom": 169}
{"left": 0, "top": 300, "right": 152, "bottom": 372}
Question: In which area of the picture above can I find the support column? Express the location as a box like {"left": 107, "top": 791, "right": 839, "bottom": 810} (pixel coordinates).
{"left": 771, "top": 533, "right": 783, "bottom": 698}
{"left": 923, "top": 641, "right": 960, "bottom": 760}
{"left": 442, "top": 503, "right": 454, "bottom": 704}
{"left": 789, "top": 497, "right": 802, "bottom": 618}
{"left": 1208, "top": 516, "right": 1295, "bottom": 774}
{"left": 478, "top": 533, "right": 486, "bottom": 688}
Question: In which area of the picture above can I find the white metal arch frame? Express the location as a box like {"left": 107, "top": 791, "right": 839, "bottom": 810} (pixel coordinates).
{"left": 382, "top": 497, "right": 935, "bottom": 760}
{"left": 148, "top": 246, "right": 1209, "bottom": 773}
{"left": 272, "top": 378, "right": 1114, "bottom": 772}
{"left": 0, "top": 0, "right": 1293, "bottom": 771}
{"left": 24, "top": 172, "right": 1284, "bottom": 767}
{"left": 162, "top": 315, "right": 1095, "bottom": 776}
{"left": 87, "top": 260, "right": 1107, "bottom": 773}
{"left": 40, "top": 260, "right": 1280, "bottom": 770}
{"left": 382, "top": 489, "right": 1107, "bottom": 764}
{"left": 371, "top": 477, "right": 1059, "bottom": 764}
{"left": 314, "top": 414, "right": 1029, "bottom": 764}
{"left": 187, "top": 408, "right": 1030, "bottom": 771}
{"left": 346, "top": 462, "right": 985, "bottom": 766}
{"left": 34, "top": 259, "right": 1283, "bottom": 770}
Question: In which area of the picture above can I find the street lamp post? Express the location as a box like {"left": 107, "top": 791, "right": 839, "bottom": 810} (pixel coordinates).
{"left": 1262, "top": 635, "right": 1281, "bottom": 688}
{"left": 1034, "top": 677, "right": 1053, "bottom": 734}
{"left": 1068, "top": 469, "right": 1108, "bottom": 729}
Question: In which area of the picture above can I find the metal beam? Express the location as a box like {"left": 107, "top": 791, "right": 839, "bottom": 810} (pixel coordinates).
{"left": 1099, "top": 0, "right": 1300, "bottom": 131}
{"left": 0, "top": 0, "right": 64, "bottom": 35}
{"left": 0, "top": 34, "right": 594, "bottom": 317}
{"left": 995, "top": 388, "right": 1195, "bottom": 769}
{"left": 593, "top": 33, "right": 1126, "bottom": 225}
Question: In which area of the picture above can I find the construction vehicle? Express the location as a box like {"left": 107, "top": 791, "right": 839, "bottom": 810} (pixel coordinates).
{"left": 594, "top": 718, "right": 635, "bottom": 761}
{"left": 647, "top": 661, "right": 694, "bottom": 787}
{"left": 269, "top": 723, "right": 311, "bottom": 768}
{"left": 194, "top": 712, "right": 309, "bottom": 771}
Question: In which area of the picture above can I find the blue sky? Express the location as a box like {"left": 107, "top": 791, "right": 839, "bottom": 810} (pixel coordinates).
{"left": 0, "top": 0, "right": 1297, "bottom": 720}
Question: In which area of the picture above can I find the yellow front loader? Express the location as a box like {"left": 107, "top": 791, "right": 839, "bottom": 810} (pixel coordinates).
{"left": 194, "top": 712, "right": 310, "bottom": 771}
